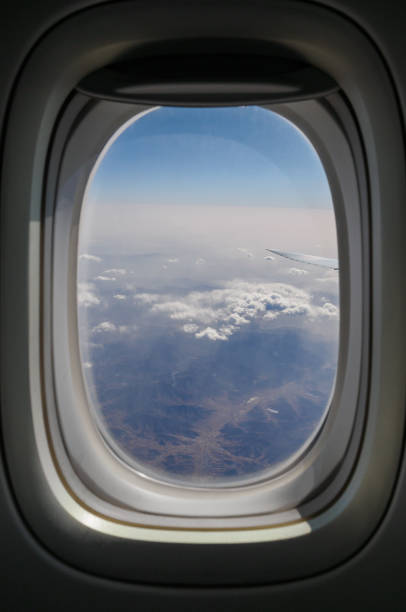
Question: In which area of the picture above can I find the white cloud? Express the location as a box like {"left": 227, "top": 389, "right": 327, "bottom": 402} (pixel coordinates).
{"left": 95, "top": 275, "right": 116, "bottom": 281}
{"left": 91, "top": 321, "right": 136, "bottom": 337}
{"left": 83, "top": 362, "right": 93, "bottom": 369}
{"left": 92, "top": 321, "right": 116, "bottom": 333}
{"left": 113, "top": 294, "right": 126, "bottom": 300}
{"left": 79, "top": 254, "right": 102, "bottom": 263}
{"left": 167, "top": 258, "right": 179, "bottom": 263}
{"left": 288, "top": 267, "right": 309, "bottom": 276}
{"left": 195, "top": 327, "right": 230, "bottom": 341}
{"left": 195, "top": 258, "right": 206, "bottom": 265}
{"left": 183, "top": 323, "right": 199, "bottom": 333}
{"left": 237, "top": 247, "right": 254, "bottom": 258}
{"left": 135, "top": 293, "right": 160, "bottom": 304}
{"left": 135, "top": 279, "right": 338, "bottom": 341}
{"left": 77, "top": 283, "right": 100, "bottom": 307}
{"left": 318, "top": 302, "right": 338, "bottom": 316}
{"left": 104, "top": 268, "right": 127, "bottom": 276}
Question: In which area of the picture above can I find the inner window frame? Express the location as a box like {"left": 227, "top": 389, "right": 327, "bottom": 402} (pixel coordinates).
{"left": 44, "top": 92, "right": 366, "bottom": 529}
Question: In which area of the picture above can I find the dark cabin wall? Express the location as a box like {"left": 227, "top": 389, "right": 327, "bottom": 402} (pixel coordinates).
{"left": 0, "top": 1, "right": 405, "bottom": 610}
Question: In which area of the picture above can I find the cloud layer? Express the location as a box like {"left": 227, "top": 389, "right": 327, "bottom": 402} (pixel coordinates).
{"left": 135, "top": 280, "right": 338, "bottom": 341}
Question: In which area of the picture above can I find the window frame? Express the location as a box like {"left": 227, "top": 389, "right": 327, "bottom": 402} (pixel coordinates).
{"left": 48, "top": 95, "right": 357, "bottom": 527}
{"left": 1, "top": 0, "right": 405, "bottom": 586}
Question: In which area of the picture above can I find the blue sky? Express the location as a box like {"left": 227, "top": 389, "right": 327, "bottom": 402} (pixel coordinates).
{"left": 88, "top": 106, "right": 332, "bottom": 209}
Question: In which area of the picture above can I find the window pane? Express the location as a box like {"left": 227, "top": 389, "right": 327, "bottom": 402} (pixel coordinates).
{"left": 77, "top": 106, "right": 339, "bottom": 487}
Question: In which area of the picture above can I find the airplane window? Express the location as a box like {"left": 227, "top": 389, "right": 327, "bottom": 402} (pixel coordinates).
{"left": 77, "top": 106, "right": 339, "bottom": 487}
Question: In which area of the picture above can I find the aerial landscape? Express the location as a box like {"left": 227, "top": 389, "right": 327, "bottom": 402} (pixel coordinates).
{"left": 77, "top": 106, "right": 339, "bottom": 486}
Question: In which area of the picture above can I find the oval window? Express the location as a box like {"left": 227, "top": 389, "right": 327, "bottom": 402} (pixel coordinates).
{"left": 77, "top": 106, "right": 339, "bottom": 487}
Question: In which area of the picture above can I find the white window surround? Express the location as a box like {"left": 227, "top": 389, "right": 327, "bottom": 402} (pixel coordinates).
{"left": 48, "top": 97, "right": 350, "bottom": 528}
{"left": 1, "top": 0, "right": 405, "bottom": 587}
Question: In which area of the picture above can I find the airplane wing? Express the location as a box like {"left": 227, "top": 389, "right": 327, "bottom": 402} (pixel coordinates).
{"left": 266, "top": 249, "right": 339, "bottom": 270}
